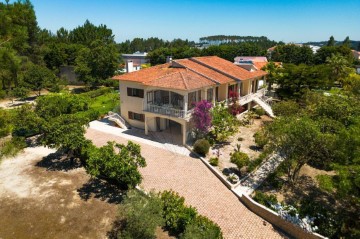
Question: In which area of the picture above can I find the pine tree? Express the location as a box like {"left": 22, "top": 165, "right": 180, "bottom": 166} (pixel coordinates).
{"left": 343, "top": 36, "right": 350, "bottom": 48}
{"left": 327, "top": 36, "right": 335, "bottom": 46}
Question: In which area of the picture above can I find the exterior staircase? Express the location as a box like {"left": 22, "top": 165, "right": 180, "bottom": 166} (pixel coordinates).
{"left": 253, "top": 97, "right": 275, "bottom": 118}
{"left": 107, "top": 111, "right": 129, "bottom": 129}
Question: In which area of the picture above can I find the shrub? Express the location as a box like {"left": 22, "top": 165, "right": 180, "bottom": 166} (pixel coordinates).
{"left": 209, "top": 157, "right": 219, "bottom": 166}
{"left": 193, "top": 139, "right": 210, "bottom": 156}
{"left": 160, "top": 190, "right": 197, "bottom": 235}
{"left": 253, "top": 107, "right": 265, "bottom": 118}
{"left": 253, "top": 191, "right": 278, "bottom": 207}
{"left": 316, "top": 175, "right": 334, "bottom": 192}
{"left": 180, "top": 215, "right": 223, "bottom": 239}
{"left": 230, "top": 151, "right": 250, "bottom": 171}
{"left": 253, "top": 130, "right": 268, "bottom": 149}
{"left": 272, "top": 100, "right": 300, "bottom": 117}
{"left": 117, "top": 190, "right": 164, "bottom": 239}
{"left": 227, "top": 173, "right": 239, "bottom": 184}
{"left": 191, "top": 100, "right": 212, "bottom": 138}
{"left": 237, "top": 137, "right": 244, "bottom": 141}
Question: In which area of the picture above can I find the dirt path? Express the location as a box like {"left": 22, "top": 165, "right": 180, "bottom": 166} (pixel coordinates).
{"left": 0, "top": 147, "right": 118, "bottom": 239}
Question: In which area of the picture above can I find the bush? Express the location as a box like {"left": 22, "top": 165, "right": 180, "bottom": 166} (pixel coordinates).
{"left": 237, "top": 137, "right": 244, "bottom": 141}
{"left": 253, "top": 107, "right": 265, "bottom": 118}
{"left": 254, "top": 130, "right": 268, "bottom": 149}
{"left": 230, "top": 151, "right": 250, "bottom": 171}
{"left": 193, "top": 139, "right": 210, "bottom": 156}
{"left": 117, "top": 190, "right": 164, "bottom": 239}
{"left": 180, "top": 215, "right": 223, "bottom": 239}
{"left": 272, "top": 100, "right": 300, "bottom": 117}
{"left": 253, "top": 191, "right": 278, "bottom": 207}
{"left": 160, "top": 190, "right": 197, "bottom": 235}
{"left": 316, "top": 175, "right": 334, "bottom": 192}
{"left": 209, "top": 157, "right": 219, "bottom": 166}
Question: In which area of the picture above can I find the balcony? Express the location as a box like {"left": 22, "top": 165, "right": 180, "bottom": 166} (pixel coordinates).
{"left": 145, "top": 104, "right": 191, "bottom": 119}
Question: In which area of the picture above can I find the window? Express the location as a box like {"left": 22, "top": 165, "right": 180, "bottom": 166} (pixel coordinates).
{"left": 128, "top": 111, "right": 145, "bottom": 122}
{"left": 207, "top": 88, "right": 213, "bottom": 102}
{"left": 188, "top": 91, "right": 197, "bottom": 109}
{"left": 127, "top": 87, "right": 144, "bottom": 98}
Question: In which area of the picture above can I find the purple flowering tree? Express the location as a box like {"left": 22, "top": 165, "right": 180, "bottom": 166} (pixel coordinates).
{"left": 191, "top": 100, "right": 212, "bottom": 138}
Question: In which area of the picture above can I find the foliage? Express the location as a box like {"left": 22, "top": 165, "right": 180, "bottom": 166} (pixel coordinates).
{"left": 39, "top": 114, "right": 90, "bottom": 158}
{"left": 276, "top": 63, "right": 332, "bottom": 99}
{"left": 86, "top": 141, "right": 146, "bottom": 189}
{"left": 253, "top": 130, "right": 268, "bottom": 149}
{"left": 35, "top": 93, "right": 89, "bottom": 120}
{"left": 80, "top": 87, "right": 113, "bottom": 98}
{"left": 191, "top": 100, "right": 212, "bottom": 138}
{"left": 264, "top": 116, "right": 334, "bottom": 183}
{"left": 117, "top": 190, "right": 164, "bottom": 239}
{"left": 160, "top": 190, "right": 197, "bottom": 235}
{"left": 180, "top": 215, "right": 223, "bottom": 239}
{"left": 272, "top": 100, "right": 300, "bottom": 117}
{"left": 230, "top": 151, "right": 250, "bottom": 172}
{"left": 253, "top": 107, "right": 265, "bottom": 118}
{"left": 248, "top": 152, "right": 269, "bottom": 172}
{"left": 0, "top": 136, "right": 26, "bottom": 159}
{"left": 209, "top": 157, "right": 219, "bottom": 166}
{"left": 22, "top": 63, "right": 58, "bottom": 96}
{"left": 314, "top": 45, "right": 353, "bottom": 64}
{"left": 253, "top": 191, "right": 278, "bottom": 207}
{"left": 0, "top": 109, "right": 12, "bottom": 137}
{"left": 325, "top": 53, "right": 353, "bottom": 85}
{"left": 316, "top": 175, "right": 335, "bottom": 192}
{"left": 271, "top": 44, "right": 314, "bottom": 65}
{"left": 210, "top": 102, "right": 239, "bottom": 142}
{"left": 12, "top": 103, "right": 43, "bottom": 137}
{"left": 193, "top": 139, "right": 210, "bottom": 156}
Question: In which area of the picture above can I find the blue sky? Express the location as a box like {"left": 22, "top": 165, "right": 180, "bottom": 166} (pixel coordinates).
{"left": 29, "top": 0, "right": 360, "bottom": 43}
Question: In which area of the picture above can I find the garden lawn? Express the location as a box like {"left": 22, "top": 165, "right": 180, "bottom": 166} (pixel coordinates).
{"left": 88, "top": 92, "right": 119, "bottom": 115}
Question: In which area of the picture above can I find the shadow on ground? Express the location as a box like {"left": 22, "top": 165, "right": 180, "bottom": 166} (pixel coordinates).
{"left": 77, "top": 178, "right": 124, "bottom": 204}
{"left": 35, "top": 151, "right": 82, "bottom": 171}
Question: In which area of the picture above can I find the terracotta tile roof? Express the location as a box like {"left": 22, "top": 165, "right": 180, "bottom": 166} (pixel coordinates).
{"left": 113, "top": 56, "right": 267, "bottom": 90}
{"left": 112, "top": 63, "right": 181, "bottom": 83}
{"left": 173, "top": 59, "right": 234, "bottom": 84}
{"left": 146, "top": 70, "right": 216, "bottom": 90}
{"left": 190, "top": 56, "right": 267, "bottom": 80}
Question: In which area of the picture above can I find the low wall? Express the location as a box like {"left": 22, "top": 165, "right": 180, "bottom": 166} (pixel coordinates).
{"left": 239, "top": 194, "right": 327, "bottom": 239}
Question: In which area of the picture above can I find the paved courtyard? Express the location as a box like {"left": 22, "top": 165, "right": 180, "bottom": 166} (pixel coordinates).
{"left": 86, "top": 124, "right": 286, "bottom": 239}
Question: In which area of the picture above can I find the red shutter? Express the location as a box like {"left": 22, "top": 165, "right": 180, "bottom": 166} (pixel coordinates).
{"left": 140, "top": 114, "right": 145, "bottom": 122}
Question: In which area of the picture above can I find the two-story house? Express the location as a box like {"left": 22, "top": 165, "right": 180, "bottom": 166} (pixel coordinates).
{"left": 112, "top": 56, "right": 272, "bottom": 145}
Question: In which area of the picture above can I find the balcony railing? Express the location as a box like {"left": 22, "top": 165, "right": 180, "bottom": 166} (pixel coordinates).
{"left": 145, "top": 104, "right": 191, "bottom": 119}
{"left": 238, "top": 88, "right": 265, "bottom": 105}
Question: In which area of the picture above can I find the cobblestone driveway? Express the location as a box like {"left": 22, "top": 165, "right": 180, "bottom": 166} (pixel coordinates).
{"left": 86, "top": 127, "right": 285, "bottom": 239}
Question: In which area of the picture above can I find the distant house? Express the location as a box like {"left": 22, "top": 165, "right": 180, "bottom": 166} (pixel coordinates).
{"left": 113, "top": 56, "right": 273, "bottom": 145}
{"left": 121, "top": 51, "right": 149, "bottom": 73}
{"left": 352, "top": 50, "right": 360, "bottom": 61}
{"left": 234, "top": 56, "right": 268, "bottom": 71}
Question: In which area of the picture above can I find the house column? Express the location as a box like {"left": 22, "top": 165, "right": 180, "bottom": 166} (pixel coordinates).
{"left": 182, "top": 123, "right": 186, "bottom": 145}
{"left": 184, "top": 93, "right": 188, "bottom": 113}
{"left": 212, "top": 87, "right": 216, "bottom": 105}
{"left": 225, "top": 84, "right": 229, "bottom": 103}
{"left": 237, "top": 82, "right": 241, "bottom": 99}
{"left": 145, "top": 116, "right": 149, "bottom": 135}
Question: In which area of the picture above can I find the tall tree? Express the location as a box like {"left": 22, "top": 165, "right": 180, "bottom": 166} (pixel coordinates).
{"left": 327, "top": 36, "right": 335, "bottom": 46}
{"left": 326, "top": 53, "right": 353, "bottom": 85}
{"left": 342, "top": 36, "right": 351, "bottom": 48}
{"left": 23, "top": 63, "right": 57, "bottom": 96}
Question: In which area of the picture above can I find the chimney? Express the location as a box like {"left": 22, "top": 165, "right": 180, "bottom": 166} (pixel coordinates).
{"left": 126, "top": 60, "right": 134, "bottom": 73}
{"left": 166, "top": 56, "right": 172, "bottom": 63}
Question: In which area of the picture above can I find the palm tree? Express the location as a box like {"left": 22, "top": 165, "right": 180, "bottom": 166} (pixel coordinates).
{"left": 326, "top": 53, "right": 352, "bottom": 86}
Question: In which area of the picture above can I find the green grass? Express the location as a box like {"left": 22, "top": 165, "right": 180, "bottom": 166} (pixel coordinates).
{"left": 88, "top": 92, "right": 119, "bottom": 116}
{"left": 316, "top": 175, "right": 335, "bottom": 192}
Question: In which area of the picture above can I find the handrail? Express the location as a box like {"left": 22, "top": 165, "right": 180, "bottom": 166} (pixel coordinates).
{"left": 108, "top": 111, "right": 126, "bottom": 126}
{"left": 145, "top": 104, "right": 189, "bottom": 118}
